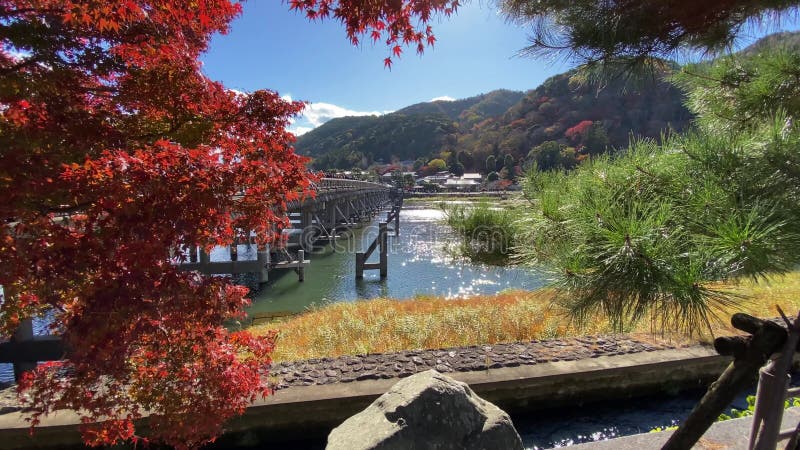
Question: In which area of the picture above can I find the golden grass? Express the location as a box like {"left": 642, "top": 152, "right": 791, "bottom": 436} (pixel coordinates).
{"left": 249, "top": 272, "right": 800, "bottom": 363}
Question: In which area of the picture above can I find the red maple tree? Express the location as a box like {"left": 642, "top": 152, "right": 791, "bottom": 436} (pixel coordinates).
{"left": 0, "top": 0, "right": 455, "bottom": 448}
{"left": 564, "top": 120, "right": 593, "bottom": 143}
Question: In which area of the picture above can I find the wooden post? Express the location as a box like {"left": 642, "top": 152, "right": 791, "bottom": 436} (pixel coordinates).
{"left": 297, "top": 250, "right": 305, "bottom": 282}
{"left": 229, "top": 237, "right": 238, "bottom": 261}
{"left": 355, "top": 252, "right": 365, "bottom": 279}
{"left": 301, "top": 208, "right": 313, "bottom": 229}
{"left": 749, "top": 309, "right": 800, "bottom": 450}
{"left": 189, "top": 245, "right": 198, "bottom": 263}
{"left": 662, "top": 314, "right": 787, "bottom": 450}
{"left": 199, "top": 248, "right": 210, "bottom": 265}
{"left": 379, "top": 222, "right": 388, "bottom": 278}
{"left": 327, "top": 203, "right": 337, "bottom": 230}
{"left": 394, "top": 207, "right": 400, "bottom": 236}
{"left": 257, "top": 244, "right": 269, "bottom": 284}
{"left": 12, "top": 318, "right": 36, "bottom": 382}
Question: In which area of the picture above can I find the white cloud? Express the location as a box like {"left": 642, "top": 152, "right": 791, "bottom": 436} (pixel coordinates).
{"left": 285, "top": 101, "right": 394, "bottom": 136}
{"left": 430, "top": 96, "right": 455, "bottom": 102}
{"left": 289, "top": 126, "right": 314, "bottom": 136}
{"left": 302, "top": 102, "right": 391, "bottom": 127}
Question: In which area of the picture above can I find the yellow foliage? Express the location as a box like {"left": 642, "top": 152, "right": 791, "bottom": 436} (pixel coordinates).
{"left": 249, "top": 272, "right": 800, "bottom": 363}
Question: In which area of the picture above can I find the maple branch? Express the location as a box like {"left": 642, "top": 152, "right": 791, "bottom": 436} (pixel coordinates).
{"left": 38, "top": 203, "right": 94, "bottom": 216}
{"left": 0, "top": 7, "right": 64, "bottom": 17}
{"left": 0, "top": 57, "right": 42, "bottom": 75}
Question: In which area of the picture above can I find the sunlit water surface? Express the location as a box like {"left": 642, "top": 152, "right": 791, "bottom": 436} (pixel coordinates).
{"left": 245, "top": 204, "right": 546, "bottom": 316}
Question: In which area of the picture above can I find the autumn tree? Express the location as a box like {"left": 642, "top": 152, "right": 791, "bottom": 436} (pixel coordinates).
{"left": 0, "top": 0, "right": 456, "bottom": 447}
{"left": 428, "top": 158, "right": 448, "bottom": 171}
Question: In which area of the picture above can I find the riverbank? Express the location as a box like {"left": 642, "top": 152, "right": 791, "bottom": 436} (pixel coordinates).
{"left": 0, "top": 344, "right": 728, "bottom": 449}
{"left": 249, "top": 272, "right": 800, "bottom": 363}
{"left": 402, "top": 192, "right": 523, "bottom": 205}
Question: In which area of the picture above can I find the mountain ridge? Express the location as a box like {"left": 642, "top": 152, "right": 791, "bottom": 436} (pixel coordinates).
{"left": 295, "top": 31, "right": 799, "bottom": 172}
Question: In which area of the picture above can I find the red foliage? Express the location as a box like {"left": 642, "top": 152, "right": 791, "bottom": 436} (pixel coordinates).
{"left": 509, "top": 118, "right": 527, "bottom": 129}
{"left": 417, "top": 165, "right": 438, "bottom": 176}
{"left": 377, "top": 164, "right": 400, "bottom": 175}
{"left": 289, "top": 0, "right": 458, "bottom": 66}
{"left": 0, "top": 1, "right": 322, "bottom": 448}
{"left": 564, "top": 120, "right": 593, "bottom": 143}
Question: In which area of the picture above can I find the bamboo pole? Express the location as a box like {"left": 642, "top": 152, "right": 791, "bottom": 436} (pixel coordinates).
{"left": 662, "top": 314, "right": 787, "bottom": 450}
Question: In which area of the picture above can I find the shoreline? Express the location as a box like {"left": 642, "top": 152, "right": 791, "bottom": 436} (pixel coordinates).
{"left": 0, "top": 338, "right": 728, "bottom": 449}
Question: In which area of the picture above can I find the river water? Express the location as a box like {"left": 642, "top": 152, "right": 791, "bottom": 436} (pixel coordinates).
{"left": 244, "top": 203, "right": 546, "bottom": 316}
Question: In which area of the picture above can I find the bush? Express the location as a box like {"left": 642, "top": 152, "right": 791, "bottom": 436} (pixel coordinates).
{"left": 441, "top": 202, "right": 522, "bottom": 264}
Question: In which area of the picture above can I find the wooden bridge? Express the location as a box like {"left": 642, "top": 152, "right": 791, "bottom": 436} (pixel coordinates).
{"left": 1, "top": 178, "right": 401, "bottom": 381}
{"left": 176, "top": 178, "right": 395, "bottom": 283}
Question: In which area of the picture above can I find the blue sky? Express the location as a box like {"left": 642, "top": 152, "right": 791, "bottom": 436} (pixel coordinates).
{"left": 200, "top": 1, "right": 800, "bottom": 135}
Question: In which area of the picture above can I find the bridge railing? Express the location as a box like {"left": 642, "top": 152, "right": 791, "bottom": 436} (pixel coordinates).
{"left": 316, "top": 178, "right": 389, "bottom": 192}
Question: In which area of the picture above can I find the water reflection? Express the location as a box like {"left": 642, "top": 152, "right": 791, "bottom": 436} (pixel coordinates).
{"left": 354, "top": 278, "right": 390, "bottom": 299}
{"left": 246, "top": 204, "right": 546, "bottom": 316}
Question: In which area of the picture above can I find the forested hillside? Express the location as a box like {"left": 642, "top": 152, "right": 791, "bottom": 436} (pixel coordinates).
{"left": 297, "top": 32, "right": 798, "bottom": 172}
{"left": 459, "top": 67, "right": 692, "bottom": 172}
{"left": 298, "top": 74, "right": 691, "bottom": 171}
{"left": 296, "top": 90, "right": 524, "bottom": 169}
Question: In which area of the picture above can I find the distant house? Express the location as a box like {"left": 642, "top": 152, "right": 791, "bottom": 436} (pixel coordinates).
{"left": 418, "top": 173, "right": 451, "bottom": 185}
{"left": 381, "top": 171, "right": 417, "bottom": 185}
{"left": 461, "top": 173, "right": 482, "bottom": 182}
{"left": 444, "top": 178, "right": 479, "bottom": 191}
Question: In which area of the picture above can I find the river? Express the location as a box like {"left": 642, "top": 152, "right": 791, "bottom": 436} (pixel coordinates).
{"left": 244, "top": 202, "right": 546, "bottom": 316}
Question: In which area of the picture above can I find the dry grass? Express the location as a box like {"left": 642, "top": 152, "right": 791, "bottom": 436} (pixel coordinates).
{"left": 249, "top": 272, "right": 800, "bottom": 363}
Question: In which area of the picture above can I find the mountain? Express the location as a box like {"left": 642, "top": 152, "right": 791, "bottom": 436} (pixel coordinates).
{"left": 455, "top": 67, "right": 692, "bottom": 172}
{"left": 738, "top": 31, "right": 800, "bottom": 57}
{"left": 295, "top": 90, "right": 524, "bottom": 169}
{"left": 296, "top": 31, "right": 800, "bottom": 172}
{"left": 395, "top": 89, "right": 525, "bottom": 123}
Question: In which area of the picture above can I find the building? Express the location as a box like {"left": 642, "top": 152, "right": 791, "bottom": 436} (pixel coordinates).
{"left": 443, "top": 178, "right": 480, "bottom": 191}
{"left": 461, "top": 173, "right": 482, "bottom": 182}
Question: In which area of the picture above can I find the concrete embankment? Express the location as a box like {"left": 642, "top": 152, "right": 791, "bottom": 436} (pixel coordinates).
{"left": 0, "top": 343, "right": 730, "bottom": 449}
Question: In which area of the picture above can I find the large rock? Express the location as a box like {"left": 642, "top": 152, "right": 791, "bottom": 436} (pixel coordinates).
{"left": 326, "top": 370, "right": 523, "bottom": 450}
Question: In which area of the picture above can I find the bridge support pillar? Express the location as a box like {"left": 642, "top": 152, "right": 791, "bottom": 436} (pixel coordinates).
{"left": 297, "top": 250, "right": 305, "bottom": 282}
{"left": 301, "top": 207, "right": 313, "bottom": 229}
{"left": 343, "top": 200, "right": 352, "bottom": 224}
{"left": 12, "top": 319, "right": 36, "bottom": 382}
{"left": 229, "top": 237, "right": 238, "bottom": 261}
{"left": 355, "top": 252, "right": 364, "bottom": 279}
{"left": 326, "top": 202, "right": 337, "bottom": 231}
{"left": 257, "top": 244, "right": 269, "bottom": 284}
{"left": 355, "top": 222, "right": 388, "bottom": 279}
{"left": 379, "top": 222, "right": 388, "bottom": 278}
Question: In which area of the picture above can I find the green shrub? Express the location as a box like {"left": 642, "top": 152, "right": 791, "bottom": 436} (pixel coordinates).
{"left": 441, "top": 201, "right": 522, "bottom": 264}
